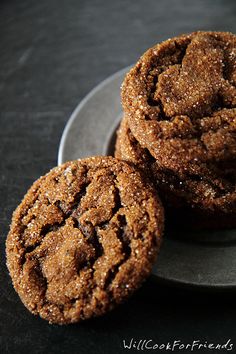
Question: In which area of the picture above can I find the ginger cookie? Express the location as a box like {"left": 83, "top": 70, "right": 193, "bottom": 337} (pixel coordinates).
{"left": 115, "top": 115, "right": 236, "bottom": 229}
{"left": 121, "top": 31, "right": 236, "bottom": 218}
{"left": 6, "top": 157, "right": 164, "bottom": 324}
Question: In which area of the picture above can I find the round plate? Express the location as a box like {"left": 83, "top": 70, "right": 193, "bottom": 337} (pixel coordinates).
{"left": 58, "top": 67, "right": 236, "bottom": 289}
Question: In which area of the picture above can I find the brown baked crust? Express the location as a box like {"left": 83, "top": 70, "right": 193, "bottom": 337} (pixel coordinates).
{"left": 121, "top": 31, "right": 236, "bottom": 215}
{"left": 115, "top": 115, "right": 236, "bottom": 228}
{"left": 6, "top": 157, "right": 163, "bottom": 324}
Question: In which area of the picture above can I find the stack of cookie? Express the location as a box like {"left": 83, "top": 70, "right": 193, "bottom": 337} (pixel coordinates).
{"left": 116, "top": 31, "right": 236, "bottom": 228}
{"left": 5, "top": 31, "right": 236, "bottom": 325}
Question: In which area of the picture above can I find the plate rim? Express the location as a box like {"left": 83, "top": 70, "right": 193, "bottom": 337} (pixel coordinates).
{"left": 58, "top": 66, "right": 130, "bottom": 166}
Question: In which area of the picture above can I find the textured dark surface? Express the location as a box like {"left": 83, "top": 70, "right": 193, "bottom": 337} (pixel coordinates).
{"left": 1, "top": 0, "right": 236, "bottom": 353}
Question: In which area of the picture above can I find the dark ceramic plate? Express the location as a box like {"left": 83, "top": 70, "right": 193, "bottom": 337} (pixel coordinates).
{"left": 58, "top": 67, "right": 236, "bottom": 289}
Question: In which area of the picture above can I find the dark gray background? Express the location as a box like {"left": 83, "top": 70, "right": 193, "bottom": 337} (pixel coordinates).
{"left": 1, "top": 1, "right": 236, "bottom": 353}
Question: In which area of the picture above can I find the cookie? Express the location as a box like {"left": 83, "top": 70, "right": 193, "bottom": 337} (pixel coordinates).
{"left": 115, "top": 115, "right": 236, "bottom": 229}
{"left": 6, "top": 156, "right": 164, "bottom": 324}
{"left": 121, "top": 31, "right": 236, "bottom": 217}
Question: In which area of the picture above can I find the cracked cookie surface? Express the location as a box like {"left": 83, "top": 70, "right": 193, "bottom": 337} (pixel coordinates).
{"left": 122, "top": 31, "right": 236, "bottom": 169}
{"left": 121, "top": 31, "right": 236, "bottom": 217}
{"left": 6, "top": 156, "right": 163, "bottom": 324}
